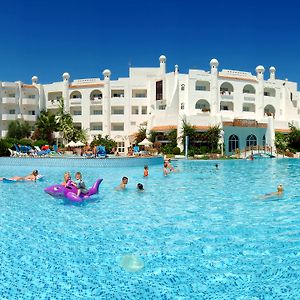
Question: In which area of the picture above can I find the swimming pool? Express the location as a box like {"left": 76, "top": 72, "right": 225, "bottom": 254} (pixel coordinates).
{"left": 0, "top": 159, "right": 300, "bottom": 299}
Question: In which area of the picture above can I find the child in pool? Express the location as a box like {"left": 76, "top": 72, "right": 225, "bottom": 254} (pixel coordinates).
{"left": 144, "top": 165, "right": 149, "bottom": 177}
{"left": 74, "top": 172, "right": 87, "bottom": 196}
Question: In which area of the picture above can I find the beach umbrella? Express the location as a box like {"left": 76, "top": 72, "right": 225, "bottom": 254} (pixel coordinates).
{"left": 65, "top": 141, "right": 77, "bottom": 147}
{"left": 138, "top": 138, "right": 153, "bottom": 146}
{"left": 74, "top": 141, "right": 85, "bottom": 147}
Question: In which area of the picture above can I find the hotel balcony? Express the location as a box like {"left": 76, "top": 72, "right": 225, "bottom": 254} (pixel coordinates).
{"left": 2, "top": 97, "right": 17, "bottom": 104}
{"left": 90, "top": 115, "right": 103, "bottom": 122}
{"left": 23, "top": 114, "right": 37, "bottom": 122}
{"left": 2, "top": 114, "right": 17, "bottom": 121}
{"left": 70, "top": 98, "right": 82, "bottom": 106}
{"left": 220, "top": 92, "right": 234, "bottom": 100}
{"left": 244, "top": 95, "right": 255, "bottom": 102}
{"left": 22, "top": 98, "right": 38, "bottom": 105}
{"left": 90, "top": 97, "right": 102, "bottom": 105}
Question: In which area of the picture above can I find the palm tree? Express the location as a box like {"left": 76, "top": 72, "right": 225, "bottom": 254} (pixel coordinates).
{"left": 35, "top": 110, "right": 58, "bottom": 143}
{"left": 56, "top": 98, "right": 75, "bottom": 142}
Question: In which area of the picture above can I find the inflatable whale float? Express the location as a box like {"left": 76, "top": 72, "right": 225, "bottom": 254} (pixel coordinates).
{"left": 44, "top": 178, "right": 103, "bottom": 203}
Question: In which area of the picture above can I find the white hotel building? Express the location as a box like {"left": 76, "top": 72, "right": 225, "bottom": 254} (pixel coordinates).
{"left": 1, "top": 55, "right": 300, "bottom": 154}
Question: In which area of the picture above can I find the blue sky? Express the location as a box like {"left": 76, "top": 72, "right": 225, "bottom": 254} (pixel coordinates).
{"left": 1, "top": 0, "right": 300, "bottom": 84}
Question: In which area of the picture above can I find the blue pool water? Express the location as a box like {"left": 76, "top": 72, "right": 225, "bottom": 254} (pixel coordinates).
{"left": 0, "top": 159, "right": 300, "bottom": 299}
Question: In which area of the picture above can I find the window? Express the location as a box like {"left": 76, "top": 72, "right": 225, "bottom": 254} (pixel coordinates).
{"left": 141, "top": 106, "right": 147, "bottom": 114}
{"left": 246, "top": 134, "right": 257, "bottom": 147}
{"left": 181, "top": 103, "right": 184, "bottom": 110}
{"left": 195, "top": 81, "right": 210, "bottom": 91}
{"left": 8, "top": 93, "right": 15, "bottom": 98}
{"left": 228, "top": 135, "right": 239, "bottom": 152}
{"left": 9, "top": 109, "right": 15, "bottom": 114}
{"left": 156, "top": 80, "right": 163, "bottom": 100}
{"left": 111, "top": 90, "right": 125, "bottom": 98}
{"left": 131, "top": 106, "right": 139, "bottom": 115}
{"left": 91, "top": 124, "right": 103, "bottom": 130}
{"left": 28, "top": 110, "right": 35, "bottom": 115}
{"left": 131, "top": 121, "right": 136, "bottom": 126}
{"left": 158, "top": 105, "right": 166, "bottom": 110}
{"left": 90, "top": 90, "right": 102, "bottom": 100}
{"left": 111, "top": 106, "right": 124, "bottom": 115}
{"left": 111, "top": 123, "right": 124, "bottom": 131}
{"left": 262, "top": 135, "right": 265, "bottom": 146}
{"left": 93, "top": 110, "right": 102, "bottom": 115}
{"left": 243, "top": 106, "right": 250, "bottom": 112}
{"left": 181, "top": 84, "right": 185, "bottom": 91}
{"left": 28, "top": 95, "right": 36, "bottom": 99}
{"left": 117, "top": 142, "right": 125, "bottom": 153}
{"left": 196, "top": 85, "right": 206, "bottom": 91}
{"left": 73, "top": 111, "right": 82, "bottom": 115}
{"left": 132, "top": 89, "right": 147, "bottom": 98}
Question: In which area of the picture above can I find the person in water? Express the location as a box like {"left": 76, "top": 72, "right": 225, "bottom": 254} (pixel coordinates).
{"left": 261, "top": 184, "right": 284, "bottom": 199}
{"left": 116, "top": 176, "right": 128, "bottom": 190}
{"left": 163, "top": 162, "right": 170, "bottom": 176}
{"left": 62, "top": 171, "right": 72, "bottom": 186}
{"left": 74, "top": 172, "right": 87, "bottom": 196}
{"left": 0, "top": 170, "right": 39, "bottom": 181}
{"left": 143, "top": 165, "right": 149, "bottom": 177}
{"left": 137, "top": 183, "right": 144, "bottom": 191}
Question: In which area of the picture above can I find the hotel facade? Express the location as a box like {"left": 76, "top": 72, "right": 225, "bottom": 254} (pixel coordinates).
{"left": 0, "top": 55, "right": 299, "bottom": 154}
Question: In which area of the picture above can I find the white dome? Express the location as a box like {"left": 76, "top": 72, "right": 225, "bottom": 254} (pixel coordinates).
{"left": 62, "top": 72, "right": 70, "bottom": 80}
{"left": 210, "top": 58, "right": 219, "bottom": 68}
{"left": 102, "top": 69, "right": 111, "bottom": 77}
{"left": 269, "top": 66, "right": 276, "bottom": 73}
{"left": 256, "top": 65, "right": 265, "bottom": 73}
{"left": 31, "top": 76, "right": 38, "bottom": 83}
{"left": 159, "top": 55, "right": 166, "bottom": 63}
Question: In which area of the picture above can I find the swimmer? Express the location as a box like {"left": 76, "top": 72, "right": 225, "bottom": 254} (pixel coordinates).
{"left": 215, "top": 164, "right": 219, "bottom": 169}
{"left": 0, "top": 170, "right": 39, "bottom": 181}
{"left": 166, "top": 159, "right": 175, "bottom": 172}
{"left": 163, "top": 162, "right": 170, "bottom": 176}
{"left": 137, "top": 183, "right": 144, "bottom": 191}
{"left": 115, "top": 176, "right": 128, "bottom": 190}
{"left": 261, "top": 184, "right": 284, "bottom": 199}
{"left": 143, "top": 165, "right": 149, "bottom": 177}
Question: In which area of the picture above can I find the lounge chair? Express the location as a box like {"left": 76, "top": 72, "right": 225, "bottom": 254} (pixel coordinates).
{"left": 133, "top": 146, "right": 140, "bottom": 155}
{"left": 14, "top": 144, "right": 28, "bottom": 157}
{"left": 34, "top": 146, "right": 51, "bottom": 157}
{"left": 96, "top": 146, "right": 107, "bottom": 158}
{"left": 8, "top": 148, "right": 17, "bottom": 157}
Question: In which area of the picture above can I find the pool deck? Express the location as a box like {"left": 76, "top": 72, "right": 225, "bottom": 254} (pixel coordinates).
{"left": 0, "top": 155, "right": 164, "bottom": 168}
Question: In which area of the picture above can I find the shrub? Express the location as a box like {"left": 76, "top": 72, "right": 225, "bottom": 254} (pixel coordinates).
{"left": 172, "top": 147, "right": 181, "bottom": 155}
{"left": 34, "top": 140, "right": 49, "bottom": 147}
{"left": 0, "top": 139, "right": 11, "bottom": 157}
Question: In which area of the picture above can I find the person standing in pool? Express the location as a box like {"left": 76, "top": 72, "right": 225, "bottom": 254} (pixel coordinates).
{"left": 143, "top": 165, "right": 149, "bottom": 177}
{"left": 116, "top": 176, "right": 128, "bottom": 190}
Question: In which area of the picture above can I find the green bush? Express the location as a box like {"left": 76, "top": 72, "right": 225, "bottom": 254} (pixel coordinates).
{"left": 161, "top": 144, "right": 174, "bottom": 154}
{"left": 172, "top": 147, "right": 181, "bottom": 155}
{"left": 0, "top": 139, "right": 11, "bottom": 156}
{"left": 34, "top": 140, "right": 49, "bottom": 147}
{"left": 19, "top": 138, "right": 34, "bottom": 147}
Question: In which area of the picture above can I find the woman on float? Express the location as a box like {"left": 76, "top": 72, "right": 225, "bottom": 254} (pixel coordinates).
{"left": 0, "top": 170, "right": 39, "bottom": 181}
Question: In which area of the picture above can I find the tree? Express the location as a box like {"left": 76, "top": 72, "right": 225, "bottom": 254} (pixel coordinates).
{"left": 205, "top": 126, "right": 221, "bottom": 152}
{"left": 90, "top": 135, "right": 117, "bottom": 153}
{"left": 275, "top": 132, "right": 289, "bottom": 154}
{"left": 7, "top": 120, "right": 31, "bottom": 139}
{"left": 288, "top": 123, "right": 300, "bottom": 151}
{"left": 181, "top": 119, "right": 196, "bottom": 148}
{"left": 56, "top": 98, "right": 76, "bottom": 142}
{"left": 35, "top": 110, "right": 58, "bottom": 144}
{"left": 135, "top": 125, "right": 147, "bottom": 145}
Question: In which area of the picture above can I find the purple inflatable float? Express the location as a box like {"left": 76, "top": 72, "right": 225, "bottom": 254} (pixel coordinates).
{"left": 44, "top": 178, "right": 103, "bottom": 203}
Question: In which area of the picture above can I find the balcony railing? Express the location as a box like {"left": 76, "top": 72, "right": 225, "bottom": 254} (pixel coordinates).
{"left": 23, "top": 114, "right": 37, "bottom": 122}
{"left": 2, "top": 97, "right": 17, "bottom": 104}
{"left": 220, "top": 91, "right": 234, "bottom": 100}
{"left": 22, "top": 98, "right": 38, "bottom": 105}
{"left": 2, "top": 114, "right": 17, "bottom": 121}
{"left": 244, "top": 95, "right": 255, "bottom": 102}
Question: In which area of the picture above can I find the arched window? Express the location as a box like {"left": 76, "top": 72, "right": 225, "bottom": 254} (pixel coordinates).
{"left": 246, "top": 134, "right": 257, "bottom": 147}
{"left": 243, "top": 84, "right": 256, "bottom": 94}
{"left": 195, "top": 99, "right": 210, "bottom": 111}
{"left": 180, "top": 103, "right": 184, "bottom": 110}
{"left": 90, "top": 89, "right": 103, "bottom": 100}
{"left": 264, "top": 105, "right": 275, "bottom": 116}
{"left": 228, "top": 135, "right": 239, "bottom": 152}
{"left": 220, "top": 82, "right": 234, "bottom": 94}
{"left": 181, "top": 84, "right": 185, "bottom": 91}
{"left": 70, "top": 91, "right": 82, "bottom": 99}
{"left": 262, "top": 135, "right": 265, "bottom": 146}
